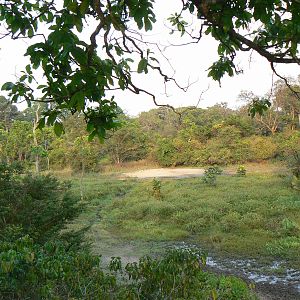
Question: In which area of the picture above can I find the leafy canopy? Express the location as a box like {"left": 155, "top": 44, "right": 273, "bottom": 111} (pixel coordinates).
{"left": 1, "top": 0, "right": 300, "bottom": 139}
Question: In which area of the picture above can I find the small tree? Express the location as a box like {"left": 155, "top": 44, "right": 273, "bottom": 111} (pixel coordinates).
{"left": 202, "top": 166, "right": 223, "bottom": 186}
{"left": 152, "top": 178, "right": 162, "bottom": 199}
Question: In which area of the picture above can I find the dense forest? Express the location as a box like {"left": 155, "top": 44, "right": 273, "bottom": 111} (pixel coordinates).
{"left": 1, "top": 79, "right": 300, "bottom": 177}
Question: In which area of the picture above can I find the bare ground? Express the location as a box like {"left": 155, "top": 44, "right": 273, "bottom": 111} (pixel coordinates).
{"left": 122, "top": 168, "right": 205, "bottom": 179}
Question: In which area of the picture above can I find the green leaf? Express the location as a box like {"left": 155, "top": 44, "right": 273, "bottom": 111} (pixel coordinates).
{"left": 71, "top": 47, "right": 87, "bottom": 65}
{"left": 37, "top": 117, "right": 46, "bottom": 130}
{"left": 137, "top": 58, "right": 148, "bottom": 73}
{"left": 80, "top": 0, "right": 90, "bottom": 15}
{"left": 70, "top": 90, "right": 85, "bottom": 111}
{"left": 86, "top": 122, "right": 94, "bottom": 133}
{"left": 1, "top": 82, "right": 14, "bottom": 91}
{"left": 53, "top": 122, "right": 64, "bottom": 136}
{"left": 88, "top": 130, "right": 96, "bottom": 141}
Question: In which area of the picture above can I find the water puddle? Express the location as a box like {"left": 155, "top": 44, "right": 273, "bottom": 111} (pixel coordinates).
{"left": 175, "top": 242, "right": 300, "bottom": 294}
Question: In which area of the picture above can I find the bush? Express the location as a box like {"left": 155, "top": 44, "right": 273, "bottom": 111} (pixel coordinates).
{"left": 154, "top": 138, "right": 177, "bottom": 166}
{"left": 246, "top": 136, "right": 277, "bottom": 161}
{"left": 0, "top": 163, "right": 82, "bottom": 245}
{"left": 236, "top": 165, "right": 246, "bottom": 176}
{"left": 152, "top": 178, "right": 162, "bottom": 199}
{"left": 202, "top": 166, "right": 223, "bottom": 186}
{"left": 0, "top": 240, "right": 256, "bottom": 300}
{"left": 276, "top": 131, "right": 300, "bottom": 189}
{"left": 0, "top": 236, "right": 114, "bottom": 299}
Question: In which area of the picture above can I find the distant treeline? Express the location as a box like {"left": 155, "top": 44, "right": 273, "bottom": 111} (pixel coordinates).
{"left": 1, "top": 79, "right": 300, "bottom": 172}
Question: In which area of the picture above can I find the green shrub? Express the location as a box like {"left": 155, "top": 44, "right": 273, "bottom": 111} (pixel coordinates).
{"left": 152, "top": 178, "right": 162, "bottom": 199}
{"left": 236, "top": 165, "right": 246, "bottom": 176}
{"left": 246, "top": 136, "right": 277, "bottom": 161}
{"left": 0, "top": 240, "right": 256, "bottom": 300}
{"left": 202, "top": 166, "right": 223, "bottom": 186}
{"left": 0, "top": 236, "right": 114, "bottom": 299}
{"left": 0, "top": 163, "right": 82, "bottom": 245}
{"left": 154, "top": 138, "right": 177, "bottom": 166}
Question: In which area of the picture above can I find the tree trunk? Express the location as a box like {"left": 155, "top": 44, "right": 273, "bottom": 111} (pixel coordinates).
{"left": 33, "top": 104, "right": 40, "bottom": 173}
{"left": 80, "top": 162, "right": 85, "bottom": 201}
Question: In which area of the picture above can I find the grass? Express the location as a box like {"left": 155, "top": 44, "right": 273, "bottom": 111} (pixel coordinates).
{"left": 67, "top": 168, "right": 300, "bottom": 268}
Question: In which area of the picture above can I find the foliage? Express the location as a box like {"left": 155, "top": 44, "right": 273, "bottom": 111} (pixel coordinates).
{"left": 1, "top": 82, "right": 300, "bottom": 171}
{"left": 0, "top": 167, "right": 256, "bottom": 299}
{"left": 0, "top": 96, "right": 20, "bottom": 131}
{"left": 0, "top": 238, "right": 256, "bottom": 300}
{"left": 0, "top": 164, "right": 82, "bottom": 244}
{"left": 2, "top": 0, "right": 300, "bottom": 137}
{"left": 151, "top": 178, "right": 162, "bottom": 199}
{"left": 202, "top": 166, "right": 223, "bottom": 186}
{"left": 246, "top": 136, "right": 277, "bottom": 161}
{"left": 120, "top": 247, "right": 256, "bottom": 300}
{"left": 0, "top": 236, "right": 110, "bottom": 300}
{"left": 105, "top": 120, "right": 149, "bottom": 164}
{"left": 236, "top": 165, "right": 246, "bottom": 176}
{"left": 154, "top": 137, "right": 178, "bottom": 167}
{"left": 276, "top": 130, "right": 300, "bottom": 189}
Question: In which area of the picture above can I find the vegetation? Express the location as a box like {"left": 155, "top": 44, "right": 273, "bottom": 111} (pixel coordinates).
{"left": 236, "top": 165, "right": 247, "bottom": 176}
{"left": 0, "top": 81, "right": 299, "bottom": 184}
{"left": 0, "top": 237, "right": 256, "bottom": 299}
{"left": 0, "top": 164, "right": 257, "bottom": 299}
{"left": 1, "top": 1, "right": 300, "bottom": 136}
{"left": 93, "top": 172, "right": 300, "bottom": 266}
{"left": 1, "top": 1, "right": 300, "bottom": 298}
{"left": 202, "top": 166, "right": 223, "bottom": 186}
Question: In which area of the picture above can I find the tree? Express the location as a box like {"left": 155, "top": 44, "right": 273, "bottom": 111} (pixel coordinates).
{"left": 273, "top": 79, "right": 300, "bottom": 130}
{"left": 1, "top": 120, "right": 33, "bottom": 164}
{"left": 0, "top": 96, "right": 20, "bottom": 131}
{"left": 1, "top": 0, "right": 300, "bottom": 137}
{"left": 239, "top": 90, "right": 283, "bottom": 135}
{"left": 105, "top": 120, "right": 149, "bottom": 164}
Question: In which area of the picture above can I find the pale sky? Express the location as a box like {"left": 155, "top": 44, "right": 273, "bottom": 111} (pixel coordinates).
{"left": 0, "top": 0, "right": 299, "bottom": 116}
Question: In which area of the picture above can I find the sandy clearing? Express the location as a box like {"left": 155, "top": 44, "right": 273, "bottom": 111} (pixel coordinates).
{"left": 122, "top": 168, "right": 205, "bottom": 179}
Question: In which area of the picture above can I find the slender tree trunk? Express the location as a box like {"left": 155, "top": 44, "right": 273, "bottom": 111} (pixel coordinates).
{"left": 33, "top": 104, "right": 40, "bottom": 173}
{"left": 47, "top": 156, "right": 50, "bottom": 171}
{"left": 80, "top": 162, "right": 85, "bottom": 201}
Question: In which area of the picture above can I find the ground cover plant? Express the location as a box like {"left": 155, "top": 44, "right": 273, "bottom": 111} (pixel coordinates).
{"left": 75, "top": 171, "right": 300, "bottom": 267}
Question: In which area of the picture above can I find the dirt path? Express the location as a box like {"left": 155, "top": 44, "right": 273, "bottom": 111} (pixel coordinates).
{"left": 122, "top": 168, "right": 205, "bottom": 179}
